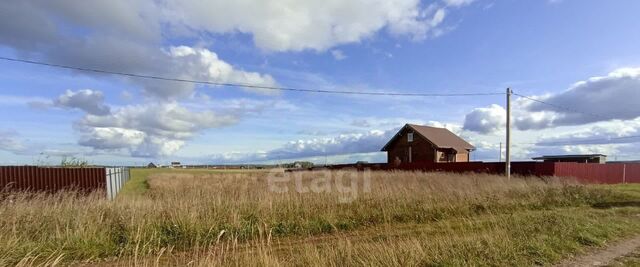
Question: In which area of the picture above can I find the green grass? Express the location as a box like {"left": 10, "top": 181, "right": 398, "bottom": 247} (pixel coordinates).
{"left": 118, "top": 168, "right": 153, "bottom": 196}
{"left": 119, "top": 168, "right": 270, "bottom": 197}
{"left": 605, "top": 183, "right": 640, "bottom": 198}
{"left": 1, "top": 170, "right": 639, "bottom": 266}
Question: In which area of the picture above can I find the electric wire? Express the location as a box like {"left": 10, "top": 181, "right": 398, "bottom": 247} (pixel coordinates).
{"left": 0, "top": 56, "right": 505, "bottom": 97}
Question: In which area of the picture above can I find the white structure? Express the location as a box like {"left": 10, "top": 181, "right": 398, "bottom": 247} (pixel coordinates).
{"left": 105, "top": 167, "right": 130, "bottom": 200}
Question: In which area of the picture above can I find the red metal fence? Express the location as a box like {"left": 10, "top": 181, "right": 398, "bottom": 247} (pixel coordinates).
{"left": 625, "top": 164, "right": 640, "bottom": 183}
{"left": 0, "top": 166, "right": 106, "bottom": 193}
{"left": 297, "top": 161, "right": 640, "bottom": 184}
{"left": 554, "top": 163, "right": 625, "bottom": 184}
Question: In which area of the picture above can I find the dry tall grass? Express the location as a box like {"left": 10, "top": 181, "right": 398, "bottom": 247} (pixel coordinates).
{"left": 0, "top": 170, "right": 637, "bottom": 266}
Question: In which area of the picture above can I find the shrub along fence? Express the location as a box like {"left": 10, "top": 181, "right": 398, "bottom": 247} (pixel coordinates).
{"left": 0, "top": 166, "right": 130, "bottom": 199}
{"left": 294, "top": 162, "right": 640, "bottom": 184}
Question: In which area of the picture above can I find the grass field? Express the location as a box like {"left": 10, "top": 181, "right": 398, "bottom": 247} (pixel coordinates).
{"left": 1, "top": 169, "right": 640, "bottom": 266}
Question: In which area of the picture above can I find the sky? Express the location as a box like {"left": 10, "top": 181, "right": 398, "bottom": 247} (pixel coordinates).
{"left": 1, "top": 0, "right": 640, "bottom": 166}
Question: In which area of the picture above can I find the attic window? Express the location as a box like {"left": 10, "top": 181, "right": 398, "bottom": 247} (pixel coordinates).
{"left": 407, "top": 132, "right": 414, "bottom": 142}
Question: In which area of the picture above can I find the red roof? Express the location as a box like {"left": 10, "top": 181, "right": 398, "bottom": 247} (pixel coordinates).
{"left": 381, "top": 124, "right": 475, "bottom": 152}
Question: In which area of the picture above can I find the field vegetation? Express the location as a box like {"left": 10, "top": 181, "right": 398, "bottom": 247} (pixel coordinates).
{"left": 0, "top": 169, "right": 639, "bottom": 266}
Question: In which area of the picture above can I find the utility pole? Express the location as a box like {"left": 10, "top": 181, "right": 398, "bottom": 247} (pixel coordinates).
{"left": 499, "top": 142, "right": 502, "bottom": 162}
{"left": 506, "top": 88, "right": 512, "bottom": 180}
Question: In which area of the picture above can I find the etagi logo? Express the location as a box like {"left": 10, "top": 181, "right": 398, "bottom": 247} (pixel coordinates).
{"left": 267, "top": 169, "right": 371, "bottom": 203}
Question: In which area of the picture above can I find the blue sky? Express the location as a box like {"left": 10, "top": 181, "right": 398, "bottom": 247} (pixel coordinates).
{"left": 1, "top": 0, "right": 640, "bottom": 166}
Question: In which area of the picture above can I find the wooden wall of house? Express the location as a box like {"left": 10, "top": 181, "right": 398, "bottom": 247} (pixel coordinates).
{"left": 386, "top": 128, "right": 436, "bottom": 164}
{"left": 430, "top": 149, "right": 470, "bottom": 163}
{"left": 456, "top": 152, "right": 470, "bottom": 162}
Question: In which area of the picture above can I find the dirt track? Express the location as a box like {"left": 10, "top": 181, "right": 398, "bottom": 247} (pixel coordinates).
{"left": 554, "top": 235, "right": 640, "bottom": 267}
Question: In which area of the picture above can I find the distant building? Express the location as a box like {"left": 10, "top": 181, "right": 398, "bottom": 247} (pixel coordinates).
{"left": 170, "top": 161, "right": 181, "bottom": 168}
{"left": 381, "top": 124, "right": 475, "bottom": 164}
{"left": 147, "top": 162, "right": 157, "bottom": 168}
{"left": 532, "top": 154, "right": 607, "bottom": 164}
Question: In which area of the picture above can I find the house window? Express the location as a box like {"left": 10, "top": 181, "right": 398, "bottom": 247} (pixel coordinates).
{"left": 407, "top": 132, "right": 413, "bottom": 142}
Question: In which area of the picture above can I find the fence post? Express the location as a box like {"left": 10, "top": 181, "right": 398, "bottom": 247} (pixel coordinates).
{"left": 118, "top": 167, "right": 122, "bottom": 194}
{"left": 105, "top": 168, "right": 111, "bottom": 200}
{"left": 623, "top": 164, "right": 626, "bottom": 184}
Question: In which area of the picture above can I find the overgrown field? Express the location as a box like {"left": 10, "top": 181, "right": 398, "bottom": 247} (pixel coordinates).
{"left": 1, "top": 169, "right": 639, "bottom": 266}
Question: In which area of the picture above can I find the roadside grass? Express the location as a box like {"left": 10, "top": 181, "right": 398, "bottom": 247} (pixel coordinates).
{"left": 0, "top": 170, "right": 639, "bottom": 266}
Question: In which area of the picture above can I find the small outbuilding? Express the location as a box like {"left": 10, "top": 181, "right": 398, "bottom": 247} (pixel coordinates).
{"left": 381, "top": 124, "right": 475, "bottom": 164}
{"left": 147, "top": 162, "right": 157, "bottom": 168}
{"left": 532, "top": 154, "right": 607, "bottom": 164}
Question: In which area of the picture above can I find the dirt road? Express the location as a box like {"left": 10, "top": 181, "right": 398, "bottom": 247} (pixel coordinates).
{"left": 555, "top": 235, "right": 640, "bottom": 267}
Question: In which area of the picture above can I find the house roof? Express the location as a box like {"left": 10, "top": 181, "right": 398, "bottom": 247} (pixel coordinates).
{"left": 532, "top": 154, "right": 607, "bottom": 160}
{"left": 381, "top": 124, "right": 475, "bottom": 152}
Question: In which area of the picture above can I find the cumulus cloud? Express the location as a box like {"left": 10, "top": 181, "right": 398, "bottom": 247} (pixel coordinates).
{"left": 0, "top": 0, "right": 474, "bottom": 100}
{"left": 463, "top": 104, "right": 506, "bottom": 134}
{"left": 167, "top": 46, "right": 277, "bottom": 95}
{"left": 42, "top": 88, "right": 298, "bottom": 158}
{"left": 165, "top": 0, "right": 456, "bottom": 52}
{"left": 514, "top": 68, "right": 640, "bottom": 130}
{"left": 76, "top": 102, "right": 238, "bottom": 157}
{"left": 0, "top": 2, "right": 277, "bottom": 100}
{"left": 534, "top": 119, "right": 640, "bottom": 147}
{"left": 53, "top": 89, "right": 111, "bottom": 115}
{"left": 462, "top": 68, "right": 640, "bottom": 133}
{"left": 210, "top": 128, "right": 398, "bottom": 163}
{"left": 0, "top": 1, "right": 468, "bottom": 60}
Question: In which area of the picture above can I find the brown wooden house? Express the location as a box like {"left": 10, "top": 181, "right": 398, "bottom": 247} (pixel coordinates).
{"left": 381, "top": 124, "right": 475, "bottom": 164}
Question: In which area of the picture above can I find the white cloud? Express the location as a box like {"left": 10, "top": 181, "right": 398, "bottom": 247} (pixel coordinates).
{"left": 463, "top": 104, "right": 506, "bottom": 134}
{"left": 443, "top": 0, "right": 475, "bottom": 7}
{"left": 78, "top": 127, "right": 145, "bottom": 150}
{"left": 514, "top": 68, "right": 640, "bottom": 130}
{"left": 167, "top": 46, "right": 277, "bottom": 95}
{"left": 209, "top": 128, "right": 398, "bottom": 163}
{"left": 76, "top": 101, "right": 238, "bottom": 157}
{"left": 165, "top": 0, "right": 457, "bottom": 52}
{"left": 534, "top": 119, "right": 640, "bottom": 146}
{"left": 331, "top": 49, "right": 347, "bottom": 60}
{"left": 0, "top": 2, "right": 277, "bottom": 100}
{"left": 462, "top": 68, "right": 640, "bottom": 133}
{"left": 0, "top": 1, "right": 468, "bottom": 57}
{"left": 0, "top": 1, "right": 474, "bottom": 100}
{"left": 41, "top": 88, "right": 299, "bottom": 158}
{"left": 54, "top": 89, "right": 111, "bottom": 115}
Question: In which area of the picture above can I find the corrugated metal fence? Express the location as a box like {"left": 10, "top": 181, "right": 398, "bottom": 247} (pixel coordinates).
{"left": 294, "top": 162, "right": 640, "bottom": 184}
{"left": 0, "top": 166, "right": 130, "bottom": 199}
{"left": 105, "top": 167, "right": 130, "bottom": 200}
{"left": 554, "top": 163, "right": 640, "bottom": 184}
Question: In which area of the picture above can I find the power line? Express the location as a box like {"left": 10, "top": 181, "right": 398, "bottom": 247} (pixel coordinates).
{"left": 512, "top": 92, "right": 608, "bottom": 120}
{"left": 0, "top": 56, "right": 505, "bottom": 97}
